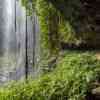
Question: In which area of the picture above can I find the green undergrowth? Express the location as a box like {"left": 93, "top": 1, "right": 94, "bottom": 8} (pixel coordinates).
{"left": 0, "top": 51, "right": 100, "bottom": 100}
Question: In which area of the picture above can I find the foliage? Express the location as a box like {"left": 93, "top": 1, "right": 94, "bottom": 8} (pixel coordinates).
{"left": 0, "top": 51, "right": 100, "bottom": 100}
{"left": 21, "top": 0, "right": 99, "bottom": 67}
{"left": 22, "top": 0, "right": 60, "bottom": 59}
{"left": 35, "top": 0, "right": 62, "bottom": 59}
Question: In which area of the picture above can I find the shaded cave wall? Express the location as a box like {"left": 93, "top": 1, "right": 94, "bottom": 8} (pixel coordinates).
{"left": 79, "top": 0, "right": 100, "bottom": 47}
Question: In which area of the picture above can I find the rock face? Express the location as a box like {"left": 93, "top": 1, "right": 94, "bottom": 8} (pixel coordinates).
{"left": 80, "top": 0, "right": 100, "bottom": 47}
{"left": 49, "top": 0, "right": 100, "bottom": 48}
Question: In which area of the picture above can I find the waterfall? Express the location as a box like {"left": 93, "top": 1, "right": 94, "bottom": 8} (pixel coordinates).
{"left": 0, "top": 0, "right": 40, "bottom": 84}
{"left": 0, "top": 0, "right": 16, "bottom": 83}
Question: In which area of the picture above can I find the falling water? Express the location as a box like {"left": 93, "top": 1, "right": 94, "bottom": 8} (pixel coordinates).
{"left": 0, "top": 0, "right": 16, "bottom": 83}
{"left": 0, "top": 0, "right": 40, "bottom": 84}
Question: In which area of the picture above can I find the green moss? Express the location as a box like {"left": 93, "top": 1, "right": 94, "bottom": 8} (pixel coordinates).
{"left": 36, "top": 0, "right": 60, "bottom": 57}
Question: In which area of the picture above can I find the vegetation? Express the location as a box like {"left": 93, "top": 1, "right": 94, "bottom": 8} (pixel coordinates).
{"left": 0, "top": 51, "right": 100, "bottom": 100}
{"left": 22, "top": 0, "right": 99, "bottom": 65}
{"left": 0, "top": 0, "right": 99, "bottom": 100}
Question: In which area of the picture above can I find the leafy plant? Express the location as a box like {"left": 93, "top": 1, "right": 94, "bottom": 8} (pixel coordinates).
{"left": 0, "top": 51, "right": 100, "bottom": 100}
